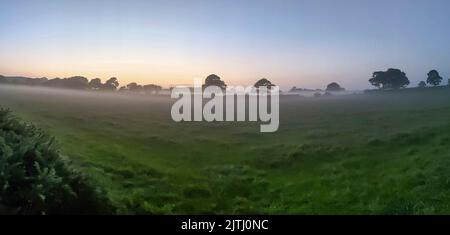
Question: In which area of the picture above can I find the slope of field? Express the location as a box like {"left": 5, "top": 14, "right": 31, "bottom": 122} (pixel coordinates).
{"left": 1, "top": 84, "right": 450, "bottom": 214}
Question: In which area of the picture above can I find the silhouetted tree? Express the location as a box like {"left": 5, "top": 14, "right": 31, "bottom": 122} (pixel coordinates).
{"left": 118, "top": 86, "right": 127, "bottom": 92}
{"left": 31, "top": 77, "right": 48, "bottom": 86}
{"left": 369, "top": 68, "right": 410, "bottom": 89}
{"left": 45, "top": 78, "right": 63, "bottom": 87}
{"left": 254, "top": 78, "right": 275, "bottom": 89}
{"left": 418, "top": 81, "right": 426, "bottom": 88}
{"left": 0, "top": 75, "right": 168, "bottom": 96}
{"left": 326, "top": 82, "right": 345, "bottom": 91}
{"left": 1, "top": 76, "right": 36, "bottom": 85}
{"left": 65, "top": 76, "right": 89, "bottom": 89}
{"left": 103, "top": 77, "right": 119, "bottom": 91}
{"left": 89, "top": 78, "right": 102, "bottom": 90}
{"left": 143, "top": 84, "right": 162, "bottom": 94}
{"left": 203, "top": 74, "right": 227, "bottom": 90}
{"left": 426, "top": 70, "right": 443, "bottom": 86}
{"left": 126, "top": 82, "right": 143, "bottom": 92}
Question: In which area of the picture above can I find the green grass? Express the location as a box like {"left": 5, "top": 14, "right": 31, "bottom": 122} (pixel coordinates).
{"left": 1, "top": 85, "right": 450, "bottom": 214}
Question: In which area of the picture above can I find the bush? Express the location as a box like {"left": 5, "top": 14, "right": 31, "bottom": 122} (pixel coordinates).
{"left": 0, "top": 108, "right": 113, "bottom": 214}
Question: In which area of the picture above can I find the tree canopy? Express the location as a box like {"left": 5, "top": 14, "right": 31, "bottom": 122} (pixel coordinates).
{"left": 254, "top": 78, "right": 275, "bottom": 89}
{"left": 0, "top": 75, "right": 166, "bottom": 96}
{"left": 426, "top": 70, "right": 443, "bottom": 86}
{"left": 203, "top": 74, "right": 227, "bottom": 90}
{"left": 89, "top": 78, "right": 102, "bottom": 90}
{"left": 326, "top": 82, "right": 345, "bottom": 91}
{"left": 102, "top": 77, "right": 119, "bottom": 91}
{"left": 126, "top": 82, "right": 143, "bottom": 92}
{"left": 369, "top": 68, "right": 410, "bottom": 89}
{"left": 143, "top": 84, "right": 162, "bottom": 94}
{"left": 418, "top": 81, "right": 426, "bottom": 88}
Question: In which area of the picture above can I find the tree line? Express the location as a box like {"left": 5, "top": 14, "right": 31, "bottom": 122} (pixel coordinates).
{"left": 0, "top": 75, "right": 163, "bottom": 94}
{"left": 369, "top": 68, "right": 450, "bottom": 89}
{"left": 2, "top": 69, "right": 448, "bottom": 95}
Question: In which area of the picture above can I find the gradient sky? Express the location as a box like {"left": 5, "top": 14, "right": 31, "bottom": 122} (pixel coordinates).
{"left": 1, "top": 0, "right": 450, "bottom": 90}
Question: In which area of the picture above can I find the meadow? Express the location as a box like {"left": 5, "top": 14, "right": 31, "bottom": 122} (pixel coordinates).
{"left": 1, "top": 84, "right": 450, "bottom": 214}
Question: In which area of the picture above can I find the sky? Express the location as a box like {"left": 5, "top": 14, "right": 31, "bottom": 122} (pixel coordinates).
{"left": 1, "top": 0, "right": 450, "bottom": 90}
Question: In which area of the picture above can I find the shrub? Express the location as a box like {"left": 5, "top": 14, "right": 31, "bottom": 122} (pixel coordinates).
{"left": 0, "top": 108, "right": 113, "bottom": 214}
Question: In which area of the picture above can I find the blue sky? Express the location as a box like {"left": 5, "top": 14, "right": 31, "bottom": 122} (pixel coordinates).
{"left": 1, "top": 0, "right": 450, "bottom": 90}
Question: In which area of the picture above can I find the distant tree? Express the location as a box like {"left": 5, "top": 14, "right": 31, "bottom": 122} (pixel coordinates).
{"left": 313, "top": 92, "right": 322, "bottom": 97}
{"left": 103, "top": 77, "right": 119, "bottom": 91}
{"left": 426, "top": 70, "right": 443, "bottom": 86}
{"left": 326, "top": 82, "right": 345, "bottom": 91}
{"left": 448, "top": 78, "right": 450, "bottom": 87}
{"left": 135, "top": 84, "right": 143, "bottom": 92}
{"left": 118, "top": 86, "right": 127, "bottom": 92}
{"left": 369, "top": 68, "right": 410, "bottom": 89}
{"left": 89, "top": 78, "right": 102, "bottom": 90}
{"left": 143, "top": 84, "right": 162, "bottom": 95}
{"left": 45, "top": 78, "right": 63, "bottom": 87}
{"left": 254, "top": 78, "right": 275, "bottom": 89}
{"left": 31, "top": 77, "right": 48, "bottom": 86}
{"left": 126, "top": 82, "right": 143, "bottom": 92}
{"left": 203, "top": 74, "right": 227, "bottom": 90}
{"left": 418, "top": 81, "right": 427, "bottom": 88}
{"left": 65, "top": 76, "right": 89, "bottom": 89}
{"left": 126, "top": 82, "right": 137, "bottom": 89}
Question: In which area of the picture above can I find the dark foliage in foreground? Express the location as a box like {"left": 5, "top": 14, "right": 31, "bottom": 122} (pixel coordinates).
{"left": 0, "top": 109, "right": 114, "bottom": 214}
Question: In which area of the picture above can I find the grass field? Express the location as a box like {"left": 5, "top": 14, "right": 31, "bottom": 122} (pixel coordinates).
{"left": 1, "top": 84, "right": 450, "bottom": 214}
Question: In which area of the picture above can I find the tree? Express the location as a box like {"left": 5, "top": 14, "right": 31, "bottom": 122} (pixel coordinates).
{"left": 126, "top": 82, "right": 143, "bottom": 92}
{"left": 254, "top": 78, "right": 275, "bottom": 89}
{"left": 89, "top": 78, "right": 102, "bottom": 90}
{"left": 369, "top": 68, "right": 410, "bottom": 89}
{"left": 103, "top": 77, "right": 119, "bottom": 91}
{"left": 143, "top": 84, "right": 162, "bottom": 95}
{"left": 31, "top": 77, "right": 48, "bottom": 86}
{"left": 326, "top": 82, "right": 345, "bottom": 91}
{"left": 203, "top": 74, "right": 227, "bottom": 90}
{"left": 118, "top": 86, "right": 127, "bottom": 92}
{"left": 418, "top": 81, "right": 426, "bottom": 88}
{"left": 45, "top": 78, "right": 63, "bottom": 87}
{"left": 65, "top": 76, "right": 89, "bottom": 89}
{"left": 426, "top": 70, "right": 443, "bottom": 86}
